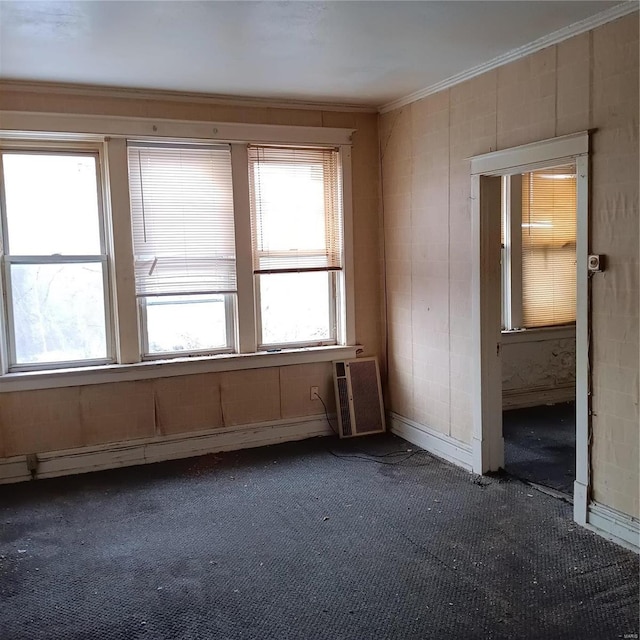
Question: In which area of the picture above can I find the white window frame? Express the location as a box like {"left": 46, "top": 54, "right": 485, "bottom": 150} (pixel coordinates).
{"left": 137, "top": 294, "right": 236, "bottom": 360}
{"left": 126, "top": 141, "right": 238, "bottom": 360}
{"left": 247, "top": 145, "right": 344, "bottom": 351}
{"left": 0, "top": 112, "right": 357, "bottom": 391}
{"left": 0, "top": 144, "right": 114, "bottom": 372}
{"left": 254, "top": 271, "right": 340, "bottom": 351}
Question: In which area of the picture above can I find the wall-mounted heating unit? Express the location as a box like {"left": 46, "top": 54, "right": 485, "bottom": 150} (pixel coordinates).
{"left": 333, "top": 357, "right": 385, "bottom": 438}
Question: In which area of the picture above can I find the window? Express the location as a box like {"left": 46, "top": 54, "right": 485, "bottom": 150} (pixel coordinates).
{"left": 0, "top": 150, "right": 111, "bottom": 370}
{"left": 248, "top": 146, "right": 343, "bottom": 348}
{"left": 501, "top": 164, "right": 577, "bottom": 330}
{"left": 127, "top": 143, "right": 236, "bottom": 357}
{"left": 0, "top": 115, "right": 354, "bottom": 383}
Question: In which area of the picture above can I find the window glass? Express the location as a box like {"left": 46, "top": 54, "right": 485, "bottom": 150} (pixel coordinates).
{"left": 10, "top": 263, "right": 107, "bottom": 364}
{"left": 521, "top": 166, "right": 576, "bottom": 327}
{"left": 1, "top": 150, "right": 110, "bottom": 369}
{"left": 144, "top": 294, "right": 229, "bottom": 354}
{"left": 248, "top": 147, "right": 342, "bottom": 347}
{"left": 3, "top": 153, "right": 102, "bottom": 255}
{"left": 252, "top": 162, "right": 327, "bottom": 253}
{"left": 259, "top": 272, "right": 332, "bottom": 346}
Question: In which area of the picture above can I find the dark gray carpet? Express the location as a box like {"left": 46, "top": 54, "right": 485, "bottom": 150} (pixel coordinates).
{"left": 503, "top": 403, "right": 576, "bottom": 495}
{"left": 0, "top": 434, "right": 637, "bottom": 640}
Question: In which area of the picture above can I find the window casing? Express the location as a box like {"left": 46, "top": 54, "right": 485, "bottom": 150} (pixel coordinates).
{"left": 0, "top": 119, "right": 353, "bottom": 380}
{"left": 248, "top": 146, "right": 343, "bottom": 349}
{"left": 501, "top": 164, "right": 577, "bottom": 330}
{"left": 0, "top": 147, "right": 112, "bottom": 371}
{"left": 127, "top": 142, "right": 237, "bottom": 358}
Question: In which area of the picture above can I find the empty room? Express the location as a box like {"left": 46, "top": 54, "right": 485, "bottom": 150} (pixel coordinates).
{"left": 0, "top": 2, "right": 638, "bottom": 639}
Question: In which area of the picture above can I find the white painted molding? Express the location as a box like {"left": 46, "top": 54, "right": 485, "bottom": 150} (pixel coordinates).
{"left": 389, "top": 412, "right": 473, "bottom": 472}
{"left": 0, "top": 345, "right": 359, "bottom": 393}
{"left": 587, "top": 501, "right": 640, "bottom": 552}
{"left": 470, "top": 132, "right": 589, "bottom": 176}
{"left": 0, "top": 80, "right": 377, "bottom": 114}
{"left": 0, "top": 111, "right": 355, "bottom": 146}
{"left": 501, "top": 325, "right": 576, "bottom": 345}
{"left": 379, "top": 2, "right": 639, "bottom": 113}
{"left": 0, "top": 415, "right": 333, "bottom": 485}
{"left": 573, "top": 480, "right": 588, "bottom": 525}
{"left": 502, "top": 383, "right": 575, "bottom": 410}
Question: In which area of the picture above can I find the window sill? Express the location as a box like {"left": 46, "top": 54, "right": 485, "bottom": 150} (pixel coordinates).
{"left": 501, "top": 325, "right": 576, "bottom": 345}
{"left": 0, "top": 345, "right": 360, "bottom": 393}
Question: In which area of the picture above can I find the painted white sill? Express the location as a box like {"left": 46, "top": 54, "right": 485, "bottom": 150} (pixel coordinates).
{"left": 501, "top": 325, "right": 576, "bottom": 344}
{"left": 0, "top": 345, "right": 359, "bottom": 393}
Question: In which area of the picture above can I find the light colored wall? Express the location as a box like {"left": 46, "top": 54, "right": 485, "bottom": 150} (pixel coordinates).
{"left": 0, "top": 86, "right": 382, "bottom": 456}
{"left": 502, "top": 335, "right": 576, "bottom": 409}
{"left": 380, "top": 13, "right": 639, "bottom": 518}
{"left": 0, "top": 363, "right": 336, "bottom": 456}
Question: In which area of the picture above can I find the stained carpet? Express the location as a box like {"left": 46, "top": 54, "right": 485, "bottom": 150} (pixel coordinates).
{"left": 1, "top": 434, "right": 637, "bottom": 640}
{"left": 503, "top": 402, "right": 576, "bottom": 494}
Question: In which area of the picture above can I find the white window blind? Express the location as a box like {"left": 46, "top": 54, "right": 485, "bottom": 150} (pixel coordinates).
{"left": 248, "top": 146, "right": 343, "bottom": 274}
{"left": 521, "top": 165, "right": 576, "bottom": 328}
{"left": 127, "top": 143, "right": 236, "bottom": 296}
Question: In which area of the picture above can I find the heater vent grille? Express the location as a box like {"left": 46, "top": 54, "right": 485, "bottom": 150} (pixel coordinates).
{"left": 337, "top": 377, "right": 352, "bottom": 436}
{"left": 333, "top": 357, "right": 385, "bottom": 438}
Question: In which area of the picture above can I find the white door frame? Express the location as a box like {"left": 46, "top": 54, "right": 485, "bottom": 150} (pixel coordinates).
{"left": 469, "top": 131, "right": 590, "bottom": 525}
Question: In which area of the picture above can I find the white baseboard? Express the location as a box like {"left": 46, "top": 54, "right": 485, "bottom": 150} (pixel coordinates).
{"left": 586, "top": 501, "right": 640, "bottom": 552}
{"left": 389, "top": 412, "right": 473, "bottom": 471}
{"left": 502, "top": 383, "right": 575, "bottom": 410}
{"left": 0, "top": 415, "right": 332, "bottom": 485}
{"left": 0, "top": 457, "right": 31, "bottom": 484}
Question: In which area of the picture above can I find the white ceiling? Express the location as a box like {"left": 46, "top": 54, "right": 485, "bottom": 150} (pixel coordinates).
{"left": 0, "top": 1, "right": 628, "bottom": 108}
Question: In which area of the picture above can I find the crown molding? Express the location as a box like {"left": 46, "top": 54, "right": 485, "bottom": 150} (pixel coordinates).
{"left": 0, "top": 79, "right": 378, "bottom": 114}
{"left": 379, "top": 1, "right": 639, "bottom": 114}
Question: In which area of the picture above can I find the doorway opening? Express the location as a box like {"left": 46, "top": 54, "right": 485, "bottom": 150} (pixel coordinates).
{"left": 500, "top": 165, "right": 577, "bottom": 497}
{"left": 469, "top": 132, "right": 590, "bottom": 524}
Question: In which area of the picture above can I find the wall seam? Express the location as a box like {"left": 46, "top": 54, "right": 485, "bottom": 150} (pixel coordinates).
{"left": 447, "top": 89, "right": 452, "bottom": 437}
{"left": 554, "top": 44, "right": 559, "bottom": 138}
{"left": 409, "top": 106, "right": 415, "bottom": 417}
{"left": 494, "top": 70, "right": 499, "bottom": 151}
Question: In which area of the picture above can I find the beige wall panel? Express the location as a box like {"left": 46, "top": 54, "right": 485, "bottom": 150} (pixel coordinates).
{"left": 1, "top": 387, "right": 83, "bottom": 455}
{"left": 497, "top": 47, "right": 556, "bottom": 149}
{"left": 265, "top": 107, "right": 323, "bottom": 127}
{"left": 351, "top": 115, "right": 383, "bottom": 357}
{"left": 153, "top": 374, "right": 223, "bottom": 436}
{"left": 589, "top": 14, "right": 639, "bottom": 517}
{"left": 556, "top": 34, "right": 590, "bottom": 136}
{"left": 220, "top": 368, "right": 281, "bottom": 426}
{"left": 279, "top": 362, "right": 335, "bottom": 419}
{"left": 79, "top": 381, "right": 155, "bottom": 446}
{"left": 591, "top": 417, "right": 640, "bottom": 517}
{"left": 320, "top": 111, "right": 358, "bottom": 129}
{"left": 355, "top": 113, "right": 383, "bottom": 162}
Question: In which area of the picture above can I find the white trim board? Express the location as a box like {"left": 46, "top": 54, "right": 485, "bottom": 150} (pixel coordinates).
{"left": 0, "top": 415, "right": 332, "bottom": 485}
{"left": 586, "top": 502, "right": 640, "bottom": 553}
{"left": 0, "top": 111, "right": 354, "bottom": 146}
{"left": 389, "top": 412, "right": 473, "bottom": 471}
{"left": 379, "top": 2, "right": 639, "bottom": 113}
{"left": 470, "top": 132, "right": 589, "bottom": 176}
{"left": 0, "top": 345, "right": 358, "bottom": 393}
